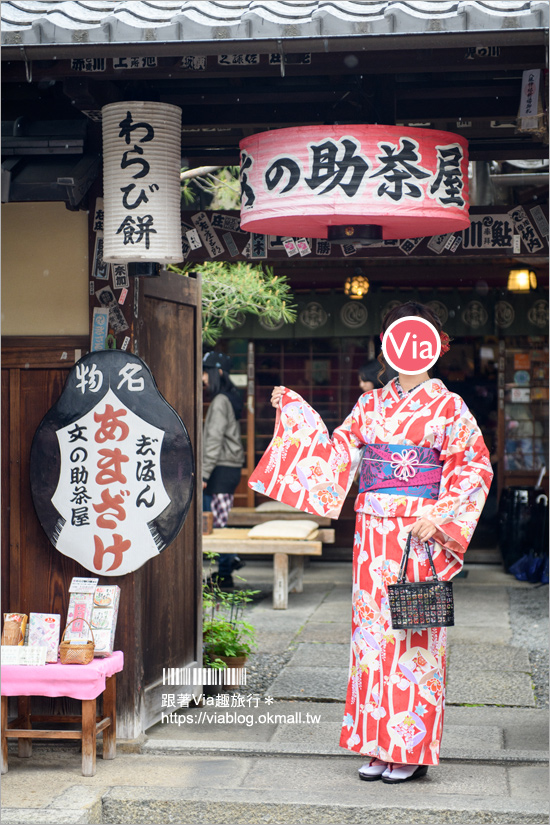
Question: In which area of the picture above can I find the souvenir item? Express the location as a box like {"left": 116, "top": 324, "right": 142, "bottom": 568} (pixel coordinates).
{"left": 64, "top": 578, "right": 97, "bottom": 642}
{"left": 59, "top": 618, "right": 95, "bottom": 665}
{"left": 1, "top": 613, "right": 28, "bottom": 646}
{"left": 91, "top": 585, "right": 120, "bottom": 657}
{"left": 28, "top": 613, "right": 61, "bottom": 663}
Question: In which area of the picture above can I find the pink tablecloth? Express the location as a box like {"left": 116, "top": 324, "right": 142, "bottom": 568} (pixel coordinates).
{"left": 1, "top": 651, "right": 124, "bottom": 701}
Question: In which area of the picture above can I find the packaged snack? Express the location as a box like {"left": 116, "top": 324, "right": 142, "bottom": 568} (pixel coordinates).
{"left": 2, "top": 613, "right": 28, "bottom": 646}
{"left": 91, "top": 585, "right": 120, "bottom": 657}
{"left": 64, "top": 578, "right": 98, "bottom": 642}
{"left": 28, "top": 614, "right": 61, "bottom": 663}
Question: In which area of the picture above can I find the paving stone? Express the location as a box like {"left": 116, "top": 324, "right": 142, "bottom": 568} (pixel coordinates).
{"left": 297, "top": 622, "right": 350, "bottom": 644}
{"left": 447, "top": 669, "right": 536, "bottom": 707}
{"left": 447, "top": 626, "right": 512, "bottom": 644}
{"left": 286, "top": 643, "right": 349, "bottom": 668}
{"left": 440, "top": 724, "right": 503, "bottom": 751}
{"left": 268, "top": 666, "right": 348, "bottom": 700}
{"left": 242, "top": 758, "right": 509, "bottom": 798}
{"left": 448, "top": 643, "right": 531, "bottom": 672}
{"left": 508, "top": 765, "right": 550, "bottom": 798}
{"left": 310, "top": 602, "right": 352, "bottom": 622}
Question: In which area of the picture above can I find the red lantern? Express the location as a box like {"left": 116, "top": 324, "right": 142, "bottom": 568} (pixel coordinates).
{"left": 239, "top": 125, "right": 469, "bottom": 242}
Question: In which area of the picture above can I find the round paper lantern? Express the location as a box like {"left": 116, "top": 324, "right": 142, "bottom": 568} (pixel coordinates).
{"left": 102, "top": 101, "right": 182, "bottom": 263}
{"left": 240, "top": 125, "right": 469, "bottom": 241}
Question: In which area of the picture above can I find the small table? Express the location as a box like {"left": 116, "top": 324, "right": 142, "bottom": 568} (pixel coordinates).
{"left": 1, "top": 650, "right": 124, "bottom": 777}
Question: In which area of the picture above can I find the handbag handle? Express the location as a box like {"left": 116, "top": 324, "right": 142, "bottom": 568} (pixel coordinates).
{"left": 61, "top": 617, "right": 95, "bottom": 645}
{"left": 397, "top": 532, "right": 439, "bottom": 584}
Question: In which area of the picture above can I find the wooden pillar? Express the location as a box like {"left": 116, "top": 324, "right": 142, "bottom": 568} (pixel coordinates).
{"left": 273, "top": 553, "right": 289, "bottom": 609}
{"left": 17, "top": 696, "right": 32, "bottom": 758}
{"left": 1, "top": 696, "right": 8, "bottom": 775}
{"left": 81, "top": 698, "right": 97, "bottom": 777}
{"left": 102, "top": 675, "right": 116, "bottom": 760}
{"left": 246, "top": 341, "right": 255, "bottom": 506}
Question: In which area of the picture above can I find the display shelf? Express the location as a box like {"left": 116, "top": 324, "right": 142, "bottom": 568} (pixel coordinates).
{"left": 497, "top": 341, "right": 549, "bottom": 497}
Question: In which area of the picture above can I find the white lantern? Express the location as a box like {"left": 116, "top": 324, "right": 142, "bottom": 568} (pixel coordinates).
{"left": 102, "top": 101, "right": 182, "bottom": 264}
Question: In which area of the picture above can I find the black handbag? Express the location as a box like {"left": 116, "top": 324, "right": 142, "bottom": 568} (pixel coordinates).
{"left": 387, "top": 533, "right": 454, "bottom": 629}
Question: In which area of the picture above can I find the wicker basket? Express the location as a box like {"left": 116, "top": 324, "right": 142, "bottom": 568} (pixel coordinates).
{"left": 59, "top": 618, "right": 95, "bottom": 664}
{"left": 388, "top": 534, "right": 454, "bottom": 630}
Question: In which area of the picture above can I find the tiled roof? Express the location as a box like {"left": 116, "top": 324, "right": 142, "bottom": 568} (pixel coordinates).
{"left": 2, "top": 1, "right": 548, "bottom": 47}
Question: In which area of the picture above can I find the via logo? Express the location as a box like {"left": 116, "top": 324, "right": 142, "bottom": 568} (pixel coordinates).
{"left": 382, "top": 316, "right": 441, "bottom": 375}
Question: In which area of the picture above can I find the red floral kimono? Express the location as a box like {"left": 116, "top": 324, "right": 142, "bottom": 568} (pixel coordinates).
{"left": 249, "top": 378, "right": 493, "bottom": 765}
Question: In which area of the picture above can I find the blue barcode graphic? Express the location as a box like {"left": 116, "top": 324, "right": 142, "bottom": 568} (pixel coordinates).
{"left": 162, "top": 667, "right": 247, "bottom": 686}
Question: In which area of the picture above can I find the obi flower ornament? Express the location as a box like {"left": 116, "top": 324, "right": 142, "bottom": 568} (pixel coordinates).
{"left": 390, "top": 449, "right": 420, "bottom": 480}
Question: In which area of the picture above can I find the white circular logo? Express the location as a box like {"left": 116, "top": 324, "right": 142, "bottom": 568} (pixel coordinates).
{"left": 382, "top": 316, "right": 441, "bottom": 375}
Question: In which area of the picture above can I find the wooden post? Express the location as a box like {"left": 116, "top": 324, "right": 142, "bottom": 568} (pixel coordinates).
{"left": 246, "top": 341, "right": 255, "bottom": 507}
{"left": 81, "top": 699, "right": 97, "bottom": 777}
{"left": 1, "top": 696, "right": 8, "bottom": 774}
{"left": 273, "top": 552, "right": 289, "bottom": 609}
{"left": 102, "top": 675, "right": 116, "bottom": 760}
{"left": 288, "top": 555, "right": 305, "bottom": 593}
{"left": 17, "top": 696, "right": 32, "bottom": 757}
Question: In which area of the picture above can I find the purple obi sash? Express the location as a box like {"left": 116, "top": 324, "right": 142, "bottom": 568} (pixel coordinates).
{"left": 358, "top": 444, "right": 443, "bottom": 500}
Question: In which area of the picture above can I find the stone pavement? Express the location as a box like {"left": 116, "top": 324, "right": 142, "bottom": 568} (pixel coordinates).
{"left": 2, "top": 562, "right": 548, "bottom": 824}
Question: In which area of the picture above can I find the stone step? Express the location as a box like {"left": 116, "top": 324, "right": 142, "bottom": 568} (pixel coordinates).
{"left": 98, "top": 765, "right": 548, "bottom": 825}
{"left": 142, "top": 737, "right": 549, "bottom": 765}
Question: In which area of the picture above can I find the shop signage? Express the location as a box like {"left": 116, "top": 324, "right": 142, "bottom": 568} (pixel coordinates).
{"left": 102, "top": 101, "right": 183, "bottom": 264}
{"left": 179, "top": 206, "right": 547, "bottom": 262}
{"left": 30, "top": 351, "right": 194, "bottom": 576}
{"left": 239, "top": 125, "right": 470, "bottom": 240}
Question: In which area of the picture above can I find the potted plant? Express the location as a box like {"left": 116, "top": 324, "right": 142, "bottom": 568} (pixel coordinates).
{"left": 203, "top": 553, "right": 259, "bottom": 689}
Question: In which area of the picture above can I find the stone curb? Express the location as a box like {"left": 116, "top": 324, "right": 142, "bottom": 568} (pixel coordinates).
{"left": 141, "top": 737, "right": 549, "bottom": 765}
{"left": 1, "top": 786, "right": 103, "bottom": 825}
{"left": 100, "top": 786, "right": 549, "bottom": 825}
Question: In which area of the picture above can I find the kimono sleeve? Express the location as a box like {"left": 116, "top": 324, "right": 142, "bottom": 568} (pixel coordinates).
{"left": 421, "top": 395, "right": 493, "bottom": 556}
{"left": 248, "top": 388, "right": 369, "bottom": 518}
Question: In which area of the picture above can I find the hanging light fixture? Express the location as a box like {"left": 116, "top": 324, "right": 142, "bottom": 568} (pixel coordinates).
{"left": 507, "top": 269, "right": 537, "bottom": 292}
{"left": 102, "top": 101, "right": 183, "bottom": 265}
{"left": 239, "top": 125, "right": 470, "bottom": 243}
{"left": 344, "top": 270, "right": 370, "bottom": 299}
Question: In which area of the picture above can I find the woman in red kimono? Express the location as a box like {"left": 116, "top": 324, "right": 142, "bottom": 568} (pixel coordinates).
{"left": 249, "top": 302, "right": 493, "bottom": 784}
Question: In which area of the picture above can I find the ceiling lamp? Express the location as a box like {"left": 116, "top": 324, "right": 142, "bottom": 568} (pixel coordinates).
{"left": 239, "top": 125, "right": 470, "bottom": 244}
{"left": 507, "top": 269, "right": 537, "bottom": 292}
{"left": 344, "top": 271, "right": 370, "bottom": 299}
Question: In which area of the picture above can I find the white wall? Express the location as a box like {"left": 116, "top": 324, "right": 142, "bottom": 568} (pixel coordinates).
{"left": 1, "top": 202, "right": 89, "bottom": 336}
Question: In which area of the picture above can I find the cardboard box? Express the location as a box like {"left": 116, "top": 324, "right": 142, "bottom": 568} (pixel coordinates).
{"left": 28, "top": 613, "right": 61, "bottom": 663}
{"left": 91, "top": 585, "right": 120, "bottom": 657}
{"left": 64, "top": 577, "right": 98, "bottom": 642}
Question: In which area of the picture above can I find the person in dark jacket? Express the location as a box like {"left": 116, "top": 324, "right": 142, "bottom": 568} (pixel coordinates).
{"left": 358, "top": 359, "right": 397, "bottom": 394}
{"left": 202, "top": 351, "right": 245, "bottom": 587}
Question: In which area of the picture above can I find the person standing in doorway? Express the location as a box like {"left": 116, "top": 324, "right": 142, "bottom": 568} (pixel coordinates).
{"left": 202, "top": 351, "right": 245, "bottom": 588}
{"left": 250, "top": 302, "right": 492, "bottom": 784}
{"left": 358, "top": 360, "right": 397, "bottom": 395}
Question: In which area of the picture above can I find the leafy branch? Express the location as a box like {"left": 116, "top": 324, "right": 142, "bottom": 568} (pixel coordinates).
{"left": 180, "top": 166, "right": 240, "bottom": 211}
{"left": 169, "top": 260, "right": 297, "bottom": 345}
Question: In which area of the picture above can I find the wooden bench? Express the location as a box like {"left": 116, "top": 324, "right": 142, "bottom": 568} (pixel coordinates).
{"left": 1, "top": 650, "right": 123, "bottom": 777}
{"left": 227, "top": 507, "right": 331, "bottom": 528}
{"left": 203, "top": 527, "right": 335, "bottom": 609}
